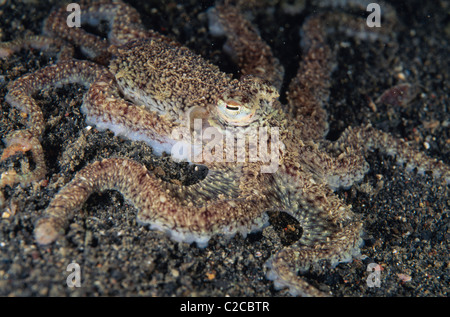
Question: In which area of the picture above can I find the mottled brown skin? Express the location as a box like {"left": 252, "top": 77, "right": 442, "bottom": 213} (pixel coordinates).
{"left": 1, "top": 0, "right": 449, "bottom": 297}
{"left": 110, "top": 38, "right": 233, "bottom": 114}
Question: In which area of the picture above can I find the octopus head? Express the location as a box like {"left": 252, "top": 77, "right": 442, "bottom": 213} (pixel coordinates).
{"left": 215, "top": 75, "right": 279, "bottom": 128}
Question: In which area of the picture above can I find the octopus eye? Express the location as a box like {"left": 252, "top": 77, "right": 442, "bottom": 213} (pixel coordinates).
{"left": 225, "top": 104, "right": 240, "bottom": 111}
{"left": 216, "top": 99, "right": 256, "bottom": 126}
{"left": 223, "top": 100, "right": 241, "bottom": 113}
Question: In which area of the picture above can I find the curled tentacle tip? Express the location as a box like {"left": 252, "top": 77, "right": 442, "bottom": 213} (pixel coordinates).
{"left": 34, "top": 219, "right": 60, "bottom": 245}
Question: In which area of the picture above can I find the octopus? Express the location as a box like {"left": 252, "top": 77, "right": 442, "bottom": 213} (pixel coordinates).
{"left": 0, "top": 0, "right": 448, "bottom": 296}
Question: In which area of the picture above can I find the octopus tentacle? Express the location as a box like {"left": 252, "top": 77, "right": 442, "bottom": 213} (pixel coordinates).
{"left": 207, "top": 4, "right": 285, "bottom": 90}
{"left": 6, "top": 60, "right": 108, "bottom": 137}
{"left": 34, "top": 158, "right": 272, "bottom": 247}
{"left": 274, "top": 167, "right": 359, "bottom": 232}
{"left": 267, "top": 165, "right": 364, "bottom": 296}
{"left": 0, "top": 35, "right": 74, "bottom": 61}
{"left": 331, "top": 125, "right": 450, "bottom": 184}
{"left": 43, "top": 0, "right": 172, "bottom": 60}
{"left": 281, "top": 137, "right": 369, "bottom": 192}
{"left": 0, "top": 130, "right": 46, "bottom": 208}
{"left": 266, "top": 221, "right": 363, "bottom": 297}
{"left": 296, "top": 141, "right": 369, "bottom": 191}
{"left": 313, "top": 0, "right": 399, "bottom": 41}
{"left": 287, "top": 4, "right": 398, "bottom": 142}
{"left": 286, "top": 15, "right": 334, "bottom": 141}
